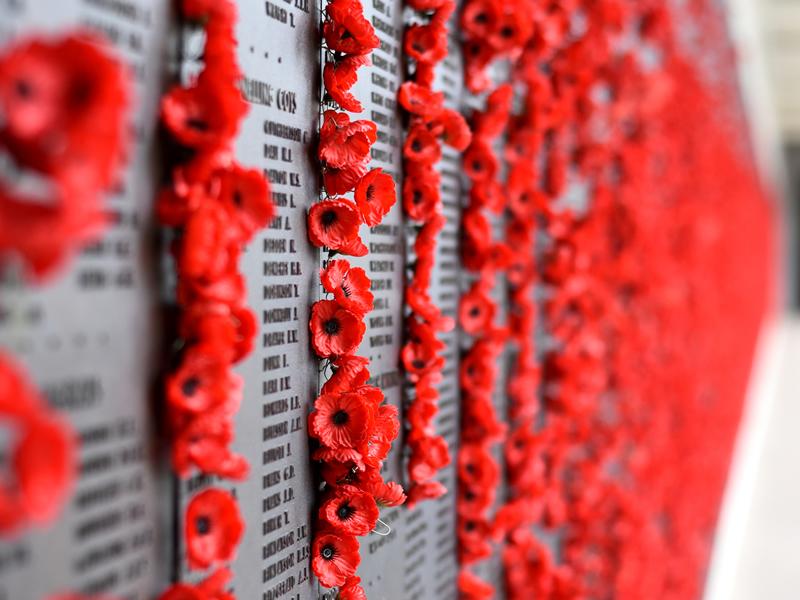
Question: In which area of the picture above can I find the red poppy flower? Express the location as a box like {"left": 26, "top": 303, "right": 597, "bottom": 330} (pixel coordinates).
{"left": 404, "top": 122, "right": 442, "bottom": 165}
{"left": 461, "top": 394, "right": 506, "bottom": 443}
{"left": 407, "top": 390, "right": 438, "bottom": 443}
{"left": 361, "top": 403, "right": 400, "bottom": 467}
{"left": 459, "top": 283, "right": 495, "bottom": 334}
{"left": 185, "top": 488, "right": 244, "bottom": 570}
{"left": 507, "top": 163, "right": 546, "bottom": 221}
{"left": 403, "top": 172, "right": 441, "bottom": 221}
{"left": 323, "top": 0, "right": 380, "bottom": 55}
{"left": 307, "top": 198, "right": 363, "bottom": 251}
{"left": 14, "top": 414, "right": 75, "bottom": 526}
{"left": 405, "top": 480, "right": 447, "bottom": 510}
{"left": 460, "top": 342, "right": 496, "bottom": 393}
{"left": 321, "top": 355, "right": 371, "bottom": 395}
{"left": 408, "top": 435, "right": 451, "bottom": 483}
{"left": 458, "top": 480, "right": 495, "bottom": 516}
{"left": 309, "top": 391, "right": 374, "bottom": 449}
{"left": 0, "top": 34, "right": 128, "bottom": 190}
{"left": 171, "top": 410, "right": 249, "bottom": 480}
{"left": 398, "top": 82, "right": 444, "bottom": 119}
{"left": 162, "top": 71, "right": 246, "bottom": 151}
{"left": 404, "top": 24, "right": 448, "bottom": 65}
{"left": 320, "top": 485, "right": 379, "bottom": 536}
{"left": 428, "top": 108, "right": 472, "bottom": 151}
{"left": 323, "top": 159, "right": 369, "bottom": 195}
{"left": 178, "top": 202, "right": 239, "bottom": 282}
{"left": 462, "top": 139, "right": 498, "bottom": 182}
{"left": 177, "top": 263, "right": 246, "bottom": 307}
{"left": 354, "top": 168, "right": 396, "bottom": 226}
{"left": 457, "top": 518, "right": 493, "bottom": 564}
{"left": 401, "top": 319, "right": 445, "bottom": 378}
{"left": 336, "top": 235, "right": 369, "bottom": 257}
{"left": 339, "top": 576, "right": 367, "bottom": 600}
{"left": 460, "top": 0, "right": 501, "bottom": 39}
{"left": 319, "top": 110, "right": 377, "bottom": 168}
{"left": 167, "top": 349, "right": 242, "bottom": 415}
{"left": 323, "top": 55, "right": 371, "bottom": 112}
{"left": 458, "top": 443, "right": 499, "bottom": 489}
{"left": 310, "top": 300, "right": 366, "bottom": 357}
{"left": 489, "top": 10, "right": 533, "bottom": 54}
{"left": 312, "top": 530, "right": 360, "bottom": 588}
{"left": 180, "top": 302, "right": 256, "bottom": 364}
{"left": 468, "top": 180, "right": 504, "bottom": 214}
{"left": 216, "top": 165, "right": 274, "bottom": 240}
{"left": 458, "top": 569, "right": 495, "bottom": 600}
{"left": 321, "top": 260, "right": 374, "bottom": 316}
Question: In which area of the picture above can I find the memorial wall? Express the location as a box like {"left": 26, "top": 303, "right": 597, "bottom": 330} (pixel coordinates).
{"left": 0, "top": 0, "right": 776, "bottom": 599}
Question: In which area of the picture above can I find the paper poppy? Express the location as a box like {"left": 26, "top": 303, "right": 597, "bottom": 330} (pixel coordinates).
{"left": 0, "top": 34, "right": 128, "bottom": 189}
{"left": 323, "top": 160, "right": 369, "bottom": 196}
{"left": 323, "top": 0, "right": 380, "bottom": 55}
{"left": 404, "top": 23, "right": 448, "bottom": 64}
{"left": 309, "top": 391, "right": 374, "bottom": 449}
{"left": 319, "top": 110, "right": 377, "bottom": 169}
{"left": 404, "top": 122, "right": 442, "bottom": 165}
{"left": 166, "top": 349, "right": 242, "bottom": 415}
{"left": 161, "top": 72, "right": 246, "bottom": 151}
{"left": 403, "top": 173, "right": 441, "bottom": 222}
{"left": 408, "top": 435, "right": 451, "bottom": 482}
{"left": 323, "top": 55, "right": 370, "bottom": 112}
{"left": 321, "top": 354, "right": 371, "bottom": 395}
{"left": 462, "top": 139, "right": 498, "bottom": 182}
{"left": 458, "top": 443, "right": 500, "bottom": 490}
{"left": 310, "top": 299, "right": 366, "bottom": 357}
{"left": 171, "top": 410, "right": 249, "bottom": 480}
{"left": 178, "top": 202, "right": 239, "bottom": 282}
{"left": 428, "top": 108, "right": 472, "bottom": 151}
{"left": 216, "top": 164, "right": 274, "bottom": 240}
{"left": 320, "top": 485, "right": 379, "bottom": 536}
{"left": 307, "top": 198, "right": 363, "bottom": 250}
{"left": 459, "top": 283, "right": 495, "bottom": 334}
{"left": 321, "top": 260, "right": 374, "bottom": 316}
{"left": 312, "top": 530, "right": 361, "bottom": 588}
{"left": 185, "top": 488, "right": 244, "bottom": 570}
{"left": 460, "top": 0, "right": 500, "bottom": 39}
{"left": 398, "top": 82, "right": 444, "bottom": 119}
{"left": 354, "top": 168, "right": 396, "bottom": 226}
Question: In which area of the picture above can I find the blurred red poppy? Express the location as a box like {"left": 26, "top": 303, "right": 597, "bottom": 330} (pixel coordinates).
{"left": 185, "top": 488, "right": 244, "bottom": 570}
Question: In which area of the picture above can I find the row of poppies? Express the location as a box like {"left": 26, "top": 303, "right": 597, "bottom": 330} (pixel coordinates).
{"left": 397, "top": 0, "right": 472, "bottom": 507}
{"left": 306, "top": 0, "right": 406, "bottom": 597}
{"left": 157, "top": 0, "right": 275, "bottom": 597}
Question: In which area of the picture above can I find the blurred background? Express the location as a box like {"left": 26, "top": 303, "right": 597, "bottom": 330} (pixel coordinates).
{"left": 705, "top": 1, "right": 800, "bottom": 598}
